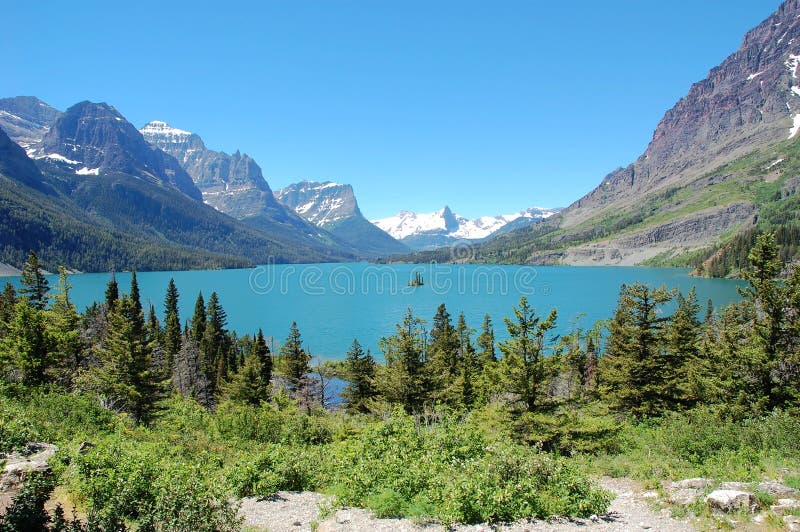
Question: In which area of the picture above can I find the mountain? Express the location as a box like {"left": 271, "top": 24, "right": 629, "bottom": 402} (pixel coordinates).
{"left": 414, "top": 0, "right": 800, "bottom": 271}
{"left": 140, "top": 121, "right": 358, "bottom": 257}
{"left": 0, "top": 125, "right": 251, "bottom": 272}
{"left": 0, "top": 96, "right": 61, "bottom": 148}
{"left": 33, "top": 103, "right": 202, "bottom": 200}
{"left": 275, "top": 181, "right": 409, "bottom": 257}
{"left": 0, "top": 100, "right": 356, "bottom": 272}
{"left": 372, "top": 206, "right": 558, "bottom": 250}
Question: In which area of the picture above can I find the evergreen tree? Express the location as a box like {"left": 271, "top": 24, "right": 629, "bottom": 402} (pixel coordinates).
{"left": 225, "top": 352, "right": 269, "bottom": 406}
{"left": 427, "top": 303, "right": 459, "bottom": 400}
{"left": 104, "top": 271, "right": 119, "bottom": 310}
{"left": 377, "top": 308, "right": 428, "bottom": 413}
{"left": 341, "top": 338, "right": 376, "bottom": 413}
{"left": 46, "top": 267, "right": 83, "bottom": 384}
{"left": 253, "top": 329, "right": 272, "bottom": 390}
{"left": 191, "top": 292, "right": 206, "bottom": 344}
{"left": 498, "top": 296, "right": 557, "bottom": 413}
{"left": 163, "top": 278, "right": 181, "bottom": 374}
{"left": 279, "top": 321, "right": 310, "bottom": 393}
{"left": 665, "top": 287, "right": 702, "bottom": 408}
{"left": 130, "top": 269, "right": 142, "bottom": 316}
{"left": 0, "top": 283, "right": 17, "bottom": 338}
{"left": 19, "top": 250, "right": 49, "bottom": 310}
{"left": 202, "top": 291, "right": 229, "bottom": 391}
{"left": 80, "top": 297, "right": 161, "bottom": 423}
{"left": 476, "top": 313, "right": 496, "bottom": 366}
{"left": 598, "top": 283, "right": 674, "bottom": 417}
{"left": 455, "top": 313, "right": 477, "bottom": 408}
{"left": 0, "top": 299, "right": 50, "bottom": 385}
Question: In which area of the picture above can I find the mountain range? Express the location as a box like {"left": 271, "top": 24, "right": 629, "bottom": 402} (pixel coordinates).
{"left": 372, "top": 206, "right": 559, "bottom": 250}
{"left": 4, "top": 1, "right": 800, "bottom": 275}
{"left": 396, "top": 0, "right": 800, "bottom": 275}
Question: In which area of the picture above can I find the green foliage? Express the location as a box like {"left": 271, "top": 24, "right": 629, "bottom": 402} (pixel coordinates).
{"left": 498, "top": 296, "right": 557, "bottom": 413}
{"left": 340, "top": 339, "right": 376, "bottom": 414}
{"left": 376, "top": 308, "right": 428, "bottom": 413}
{"left": 326, "top": 412, "right": 611, "bottom": 524}
{"left": 0, "top": 472, "right": 55, "bottom": 532}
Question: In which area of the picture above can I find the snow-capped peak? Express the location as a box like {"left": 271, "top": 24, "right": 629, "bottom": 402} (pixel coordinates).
{"left": 372, "top": 205, "right": 559, "bottom": 244}
{"left": 140, "top": 120, "right": 192, "bottom": 141}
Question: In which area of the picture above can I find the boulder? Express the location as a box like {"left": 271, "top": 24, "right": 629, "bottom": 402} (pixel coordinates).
{"left": 671, "top": 478, "right": 712, "bottom": 490}
{"left": 758, "top": 480, "right": 799, "bottom": 497}
{"left": 785, "top": 515, "right": 800, "bottom": 531}
{"left": 705, "top": 490, "right": 755, "bottom": 513}
{"left": 772, "top": 499, "right": 800, "bottom": 513}
{"left": 669, "top": 488, "right": 701, "bottom": 506}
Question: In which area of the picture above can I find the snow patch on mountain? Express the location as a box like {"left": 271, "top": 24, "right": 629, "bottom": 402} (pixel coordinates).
{"left": 274, "top": 181, "right": 355, "bottom": 226}
{"left": 140, "top": 121, "right": 192, "bottom": 142}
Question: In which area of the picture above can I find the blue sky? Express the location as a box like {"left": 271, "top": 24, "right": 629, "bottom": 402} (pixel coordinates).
{"left": 2, "top": 0, "right": 785, "bottom": 219}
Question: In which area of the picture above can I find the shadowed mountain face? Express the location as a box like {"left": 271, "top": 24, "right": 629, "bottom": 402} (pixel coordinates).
{"left": 36, "top": 102, "right": 202, "bottom": 201}
{"left": 275, "top": 181, "right": 410, "bottom": 257}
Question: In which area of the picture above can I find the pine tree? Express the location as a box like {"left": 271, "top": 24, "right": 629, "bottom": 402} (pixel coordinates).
{"left": 253, "top": 329, "right": 272, "bottom": 390}
{"left": 104, "top": 271, "right": 119, "bottom": 310}
{"left": 0, "top": 283, "right": 17, "bottom": 338}
{"left": 279, "top": 321, "right": 310, "bottom": 393}
{"left": 80, "top": 297, "right": 162, "bottom": 423}
{"left": 455, "top": 313, "right": 477, "bottom": 408}
{"left": 0, "top": 299, "right": 50, "bottom": 385}
{"left": 427, "top": 303, "right": 459, "bottom": 400}
{"left": 46, "top": 267, "right": 83, "bottom": 384}
{"left": 19, "top": 250, "right": 49, "bottom": 310}
{"left": 665, "top": 287, "right": 702, "bottom": 408}
{"left": 341, "top": 338, "right": 376, "bottom": 413}
{"left": 225, "top": 352, "right": 269, "bottom": 406}
{"left": 202, "top": 291, "right": 229, "bottom": 391}
{"left": 598, "top": 283, "right": 674, "bottom": 417}
{"left": 476, "top": 313, "right": 496, "bottom": 367}
{"left": 377, "top": 308, "right": 428, "bottom": 413}
{"left": 163, "top": 278, "right": 181, "bottom": 374}
{"left": 191, "top": 292, "right": 206, "bottom": 344}
{"left": 498, "top": 296, "right": 557, "bottom": 413}
{"left": 130, "top": 269, "right": 142, "bottom": 316}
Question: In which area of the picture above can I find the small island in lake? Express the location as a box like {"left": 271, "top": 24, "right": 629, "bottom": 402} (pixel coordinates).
{"left": 408, "top": 271, "right": 424, "bottom": 286}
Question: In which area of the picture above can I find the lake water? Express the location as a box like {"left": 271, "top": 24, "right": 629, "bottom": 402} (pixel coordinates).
{"left": 7, "top": 263, "right": 744, "bottom": 360}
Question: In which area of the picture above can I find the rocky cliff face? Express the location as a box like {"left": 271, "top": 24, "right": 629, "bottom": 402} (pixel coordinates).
{"left": 141, "top": 121, "right": 282, "bottom": 218}
{"left": 275, "top": 181, "right": 360, "bottom": 226}
{"left": 0, "top": 96, "right": 61, "bottom": 148}
{"left": 276, "top": 181, "right": 410, "bottom": 256}
{"left": 36, "top": 103, "right": 202, "bottom": 200}
{"left": 564, "top": 0, "right": 800, "bottom": 228}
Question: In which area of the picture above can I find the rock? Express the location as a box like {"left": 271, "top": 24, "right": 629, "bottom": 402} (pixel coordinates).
{"left": 759, "top": 480, "right": 799, "bottom": 497}
{"left": 772, "top": 498, "right": 800, "bottom": 513}
{"left": 706, "top": 490, "right": 755, "bottom": 513}
{"left": 669, "top": 488, "right": 701, "bottom": 506}
{"left": 77, "top": 441, "right": 95, "bottom": 454}
{"left": 0, "top": 443, "right": 58, "bottom": 513}
{"left": 641, "top": 490, "right": 659, "bottom": 499}
{"left": 671, "top": 477, "right": 713, "bottom": 490}
{"left": 786, "top": 515, "right": 800, "bottom": 531}
{"left": 717, "top": 481, "right": 752, "bottom": 491}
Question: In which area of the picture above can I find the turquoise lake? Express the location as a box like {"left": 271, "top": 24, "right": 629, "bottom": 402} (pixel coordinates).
{"left": 7, "top": 264, "right": 744, "bottom": 360}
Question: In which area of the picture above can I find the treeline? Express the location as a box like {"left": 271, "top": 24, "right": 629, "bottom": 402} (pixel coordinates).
{"left": 2, "top": 234, "right": 798, "bottom": 450}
